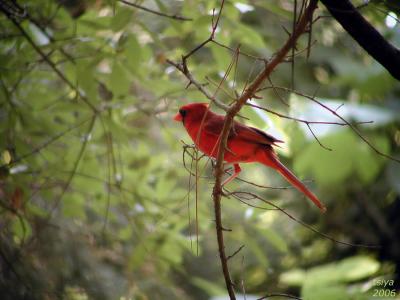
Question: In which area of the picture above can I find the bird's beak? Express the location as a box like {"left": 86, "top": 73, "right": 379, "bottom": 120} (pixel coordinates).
{"left": 173, "top": 112, "right": 182, "bottom": 122}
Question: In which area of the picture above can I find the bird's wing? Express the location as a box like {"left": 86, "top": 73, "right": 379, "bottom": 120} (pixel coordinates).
{"left": 203, "top": 115, "right": 236, "bottom": 138}
{"left": 204, "top": 114, "right": 283, "bottom": 146}
{"left": 237, "top": 124, "right": 283, "bottom": 146}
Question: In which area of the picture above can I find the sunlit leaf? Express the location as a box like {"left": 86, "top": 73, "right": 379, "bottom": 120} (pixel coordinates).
{"left": 111, "top": 9, "right": 133, "bottom": 32}
{"left": 12, "top": 217, "right": 32, "bottom": 242}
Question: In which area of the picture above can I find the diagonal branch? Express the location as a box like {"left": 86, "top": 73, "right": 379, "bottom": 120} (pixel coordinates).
{"left": 166, "top": 0, "right": 229, "bottom": 112}
{"left": 166, "top": 58, "right": 229, "bottom": 111}
{"left": 229, "top": 190, "right": 380, "bottom": 249}
{"left": 319, "top": 0, "right": 400, "bottom": 81}
{"left": 213, "top": 0, "right": 319, "bottom": 199}
{"left": 262, "top": 86, "right": 400, "bottom": 163}
{"left": 49, "top": 115, "right": 97, "bottom": 216}
{"left": 0, "top": 5, "right": 98, "bottom": 112}
{"left": 211, "top": 2, "right": 319, "bottom": 299}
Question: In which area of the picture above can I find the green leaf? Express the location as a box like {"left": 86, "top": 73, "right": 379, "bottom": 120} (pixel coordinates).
{"left": 109, "top": 60, "right": 131, "bottom": 97}
{"left": 246, "top": 267, "right": 267, "bottom": 288}
{"left": 280, "top": 269, "right": 306, "bottom": 286}
{"left": 77, "top": 12, "right": 111, "bottom": 33}
{"left": 294, "top": 130, "right": 388, "bottom": 187}
{"left": 306, "top": 256, "right": 380, "bottom": 287}
{"left": 77, "top": 62, "right": 98, "bottom": 100}
{"left": 12, "top": 217, "right": 32, "bottom": 242}
{"left": 335, "top": 256, "right": 380, "bottom": 282}
{"left": 211, "top": 46, "right": 232, "bottom": 72}
{"left": 125, "top": 35, "right": 142, "bottom": 73}
{"left": 110, "top": 9, "right": 133, "bottom": 32}
{"left": 192, "top": 15, "right": 214, "bottom": 42}
{"left": 294, "top": 130, "right": 354, "bottom": 186}
{"left": 257, "top": 2, "right": 292, "bottom": 18}
{"left": 355, "top": 135, "right": 389, "bottom": 184}
{"left": 231, "top": 22, "right": 266, "bottom": 49}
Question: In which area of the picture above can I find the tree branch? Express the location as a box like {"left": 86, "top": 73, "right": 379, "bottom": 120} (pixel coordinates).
{"left": 166, "top": 0, "right": 229, "bottom": 111}
{"left": 319, "top": 0, "right": 400, "bottom": 81}
{"left": 0, "top": 9, "right": 98, "bottom": 112}
{"left": 211, "top": 1, "right": 319, "bottom": 299}
{"left": 229, "top": 190, "right": 380, "bottom": 249}
{"left": 257, "top": 293, "right": 302, "bottom": 300}
{"left": 118, "top": 0, "right": 192, "bottom": 21}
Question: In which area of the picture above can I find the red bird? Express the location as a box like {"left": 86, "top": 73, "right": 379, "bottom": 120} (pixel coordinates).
{"left": 174, "top": 102, "right": 326, "bottom": 213}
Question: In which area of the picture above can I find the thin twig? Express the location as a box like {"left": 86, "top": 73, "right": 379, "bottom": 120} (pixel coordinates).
{"left": 258, "top": 293, "right": 302, "bottom": 300}
{"left": 209, "top": 3, "right": 320, "bottom": 300}
{"left": 49, "top": 115, "right": 97, "bottom": 216}
{"left": 169, "top": 2, "right": 320, "bottom": 299}
{"left": 12, "top": 1, "right": 75, "bottom": 63}
{"left": 256, "top": 86, "right": 399, "bottom": 163}
{"left": 0, "top": 9, "right": 98, "bottom": 112}
{"left": 230, "top": 191, "right": 380, "bottom": 249}
{"left": 291, "top": 0, "right": 297, "bottom": 90}
{"left": 266, "top": 77, "right": 289, "bottom": 106}
{"left": 0, "top": 117, "right": 93, "bottom": 168}
{"left": 195, "top": 144, "right": 200, "bottom": 255}
{"left": 306, "top": 123, "right": 332, "bottom": 151}
{"left": 166, "top": 0, "right": 229, "bottom": 111}
{"left": 227, "top": 245, "right": 245, "bottom": 260}
{"left": 187, "top": 149, "right": 195, "bottom": 251}
{"left": 307, "top": 1, "right": 313, "bottom": 58}
{"left": 100, "top": 115, "right": 118, "bottom": 234}
{"left": 166, "top": 59, "right": 229, "bottom": 111}
{"left": 212, "top": 40, "right": 266, "bottom": 61}
{"left": 118, "top": 0, "right": 192, "bottom": 21}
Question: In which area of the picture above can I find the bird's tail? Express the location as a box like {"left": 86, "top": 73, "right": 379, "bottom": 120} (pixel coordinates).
{"left": 261, "top": 150, "right": 327, "bottom": 213}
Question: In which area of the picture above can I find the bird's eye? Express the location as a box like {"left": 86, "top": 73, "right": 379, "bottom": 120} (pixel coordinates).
{"left": 179, "top": 109, "right": 187, "bottom": 117}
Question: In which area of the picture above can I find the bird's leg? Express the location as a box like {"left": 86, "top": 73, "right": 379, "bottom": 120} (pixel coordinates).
{"left": 214, "top": 163, "right": 231, "bottom": 178}
{"left": 223, "top": 163, "right": 232, "bottom": 173}
{"left": 222, "top": 163, "right": 241, "bottom": 186}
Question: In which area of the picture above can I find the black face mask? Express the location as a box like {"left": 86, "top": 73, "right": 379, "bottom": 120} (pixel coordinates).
{"left": 179, "top": 109, "right": 187, "bottom": 123}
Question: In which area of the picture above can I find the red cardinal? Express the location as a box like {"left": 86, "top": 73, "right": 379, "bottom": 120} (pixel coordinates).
{"left": 174, "top": 102, "right": 326, "bottom": 213}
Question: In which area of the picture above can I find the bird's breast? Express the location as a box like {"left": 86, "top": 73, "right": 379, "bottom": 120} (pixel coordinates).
{"left": 187, "top": 125, "right": 219, "bottom": 158}
{"left": 186, "top": 123, "right": 263, "bottom": 164}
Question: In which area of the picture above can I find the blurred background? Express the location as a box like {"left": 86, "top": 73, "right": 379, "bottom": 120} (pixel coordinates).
{"left": 0, "top": 0, "right": 399, "bottom": 299}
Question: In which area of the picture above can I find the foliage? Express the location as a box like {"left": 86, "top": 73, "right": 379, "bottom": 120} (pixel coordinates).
{"left": 0, "top": 0, "right": 399, "bottom": 299}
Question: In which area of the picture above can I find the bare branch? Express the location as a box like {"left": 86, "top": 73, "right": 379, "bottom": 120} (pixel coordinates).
{"left": 11, "top": 1, "right": 75, "bottom": 63}
{"left": 166, "top": 59, "right": 229, "bottom": 111}
{"left": 257, "top": 293, "right": 302, "bottom": 300}
{"left": 212, "top": 40, "right": 266, "bottom": 61}
{"left": 319, "top": 0, "right": 400, "bottom": 81}
{"left": 227, "top": 245, "right": 245, "bottom": 260}
{"left": 230, "top": 190, "right": 380, "bottom": 249}
{"left": 48, "top": 115, "right": 97, "bottom": 216}
{"left": 166, "top": 0, "right": 229, "bottom": 111}
{"left": 291, "top": 0, "right": 298, "bottom": 89}
{"left": 0, "top": 117, "right": 93, "bottom": 168}
{"left": 256, "top": 86, "right": 399, "bottom": 163}
{"left": 210, "top": 2, "right": 319, "bottom": 299}
{"left": 119, "top": 0, "right": 192, "bottom": 21}
{"left": 0, "top": 5, "right": 98, "bottom": 112}
{"left": 306, "top": 123, "right": 332, "bottom": 151}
